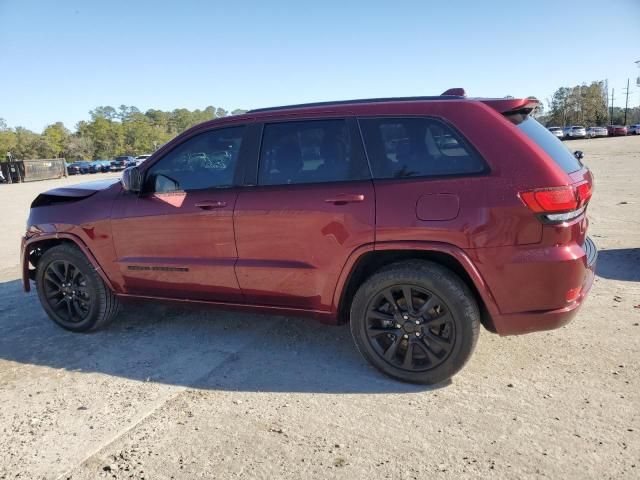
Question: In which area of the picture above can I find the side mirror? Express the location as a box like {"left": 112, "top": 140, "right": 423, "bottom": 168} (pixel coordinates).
{"left": 574, "top": 150, "right": 584, "bottom": 160}
{"left": 121, "top": 166, "right": 141, "bottom": 193}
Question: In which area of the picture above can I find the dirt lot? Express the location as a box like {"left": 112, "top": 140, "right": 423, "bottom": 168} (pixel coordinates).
{"left": 0, "top": 138, "right": 638, "bottom": 480}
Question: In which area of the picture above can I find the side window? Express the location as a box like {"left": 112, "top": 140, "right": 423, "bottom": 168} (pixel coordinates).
{"left": 359, "top": 117, "right": 487, "bottom": 179}
{"left": 258, "top": 119, "right": 368, "bottom": 186}
{"left": 144, "top": 126, "right": 245, "bottom": 193}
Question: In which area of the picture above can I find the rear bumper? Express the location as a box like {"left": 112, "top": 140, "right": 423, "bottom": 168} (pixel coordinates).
{"left": 474, "top": 237, "right": 597, "bottom": 336}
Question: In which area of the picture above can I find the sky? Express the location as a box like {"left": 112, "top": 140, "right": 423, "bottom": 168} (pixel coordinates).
{"left": 1, "top": 0, "right": 639, "bottom": 132}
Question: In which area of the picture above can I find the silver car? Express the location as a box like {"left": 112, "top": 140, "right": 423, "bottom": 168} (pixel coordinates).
{"left": 565, "top": 125, "right": 587, "bottom": 139}
{"left": 548, "top": 127, "right": 564, "bottom": 139}
{"left": 586, "top": 126, "right": 608, "bottom": 138}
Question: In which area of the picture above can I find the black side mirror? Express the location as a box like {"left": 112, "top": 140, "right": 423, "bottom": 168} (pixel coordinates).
{"left": 574, "top": 150, "right": 584, "bottom": 160}
{"left": 121, "top": 166, "right": 141, "bottom": 193}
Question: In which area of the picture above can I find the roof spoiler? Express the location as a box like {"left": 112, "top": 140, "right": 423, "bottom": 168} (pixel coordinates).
{"left": 441, "top": 88, "right": 466, "bottom": 97}
{"left": 481, "top": 97, "right": 540, "bottom": 114}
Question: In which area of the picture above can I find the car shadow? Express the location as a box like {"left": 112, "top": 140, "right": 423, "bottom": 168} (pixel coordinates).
{"left": 0, "top": 278, "right": 445, "bottom": 394}
{"left": 596, "top": 248, "right": 640, "bottom": 282}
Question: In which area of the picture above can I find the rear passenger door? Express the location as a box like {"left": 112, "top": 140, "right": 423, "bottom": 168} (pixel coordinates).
{"left": 358, "top": 117, "right": 489, "bottom": 248}
{"left": 233, "top": 118, "right": 374, "bottom": 311}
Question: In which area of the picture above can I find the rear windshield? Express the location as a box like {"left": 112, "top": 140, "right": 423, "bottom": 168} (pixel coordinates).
{"left": 572, "top": 126, "right": 584, "bottom": 130}
{"left": 510, "top": 116, "right": 582, "bottom": 173}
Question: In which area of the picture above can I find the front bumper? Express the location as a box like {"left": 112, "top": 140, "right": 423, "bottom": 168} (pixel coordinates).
{"left": 20, "top": 235, "right": 31, "bottom": 292}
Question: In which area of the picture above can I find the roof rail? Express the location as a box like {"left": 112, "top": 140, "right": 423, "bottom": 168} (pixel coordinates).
{"left": 247, "top": 95, "right": 465, "bottom": 114}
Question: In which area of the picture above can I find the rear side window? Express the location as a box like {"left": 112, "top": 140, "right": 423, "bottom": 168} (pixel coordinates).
{"left": 358, "top": 117, "right": 487, "bottom": 179}
{"left": 513, "top": 117, "right": 582, "bottom": 173}
{"left": 258, "top": 119, "right": 369, "bottom": 185}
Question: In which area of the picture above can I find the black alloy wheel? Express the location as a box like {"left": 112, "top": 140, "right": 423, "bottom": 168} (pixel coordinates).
{"left": 42, "top": 260, "right": 92, "bottom": 324}
{"left": 350, "top": 261, "right": 480, "bottom": 384}
{"left": 364, "top": 284, "right": 455, "bottom": 372}
{"left": 35, "top": 244, "right": 120, "bottom": 332}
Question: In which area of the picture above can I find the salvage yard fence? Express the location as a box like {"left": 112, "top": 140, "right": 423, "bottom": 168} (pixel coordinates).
{"left": 1, "top": 158, "right": 67, "bottom": 183}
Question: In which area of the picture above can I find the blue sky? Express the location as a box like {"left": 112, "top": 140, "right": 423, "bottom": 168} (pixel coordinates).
{"left": 1, "top": 0, "right": 639, "bottom": 132}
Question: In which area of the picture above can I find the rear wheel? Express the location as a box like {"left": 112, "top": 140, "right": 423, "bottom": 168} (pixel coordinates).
{"left": 35, "top": 244, "right": 120, "bottom": 332}
{"left": 350, "top": 261, "right": 480, "bottom": 384}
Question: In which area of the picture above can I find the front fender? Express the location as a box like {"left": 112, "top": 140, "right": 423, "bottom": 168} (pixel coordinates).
{"left": 21, "top": 232, "right": 115, "bottom": 293}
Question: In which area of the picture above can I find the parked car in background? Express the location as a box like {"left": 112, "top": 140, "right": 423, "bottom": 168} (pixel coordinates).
{"left": 627, "top": 124, "right": 640, "bottom": 135}
{"left": 99, "top": 160, "right": 113, "bottom": 172}
{"left": 67, "top": 161, "right": 91, "bottom": 175}
{"left": 111, "top": 156, "right": 134, "bottom": 171}
{"left": 88, "top": 161, "right": 103, "bottom": 174}
{"left": 548, "top": 127, "right": 564, "bottom": 139}
{"left": 586, "top": 126, "right": 608, "bottom": 138}
{"left": 91, "top": 160, "right": 112, "bottom": 173}
{"left": 565, "top": 126, "right": 587, "bottom": 139}
{"left": 607, "top": 125, "right": 628, "bottom": 136}
{"left": 135, "top": 154, "right": 152, "bottom": 164}
{"left": 21, "top": 91, "right": 597, "bottom": 385}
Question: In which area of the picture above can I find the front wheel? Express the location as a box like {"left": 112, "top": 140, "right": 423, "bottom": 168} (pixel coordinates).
{"left": 35, "top": 244, "right": 120, "bottom": 332}
{"left": 350, "top": 261, "right": 480, "bottom": 384}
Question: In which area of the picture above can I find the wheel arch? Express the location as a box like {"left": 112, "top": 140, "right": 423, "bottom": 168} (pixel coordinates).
{"left": 333, "top": 242, "right": 500, "bottom": 333}
{"left": 22, "top": 233, "right": 115, "bottom": 293}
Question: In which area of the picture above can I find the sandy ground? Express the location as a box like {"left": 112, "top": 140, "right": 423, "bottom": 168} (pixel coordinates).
{"left": 0, "top": 138, "right": 638, "bottom": 480}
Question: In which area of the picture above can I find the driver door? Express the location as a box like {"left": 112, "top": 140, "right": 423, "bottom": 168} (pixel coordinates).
{"left": 110, "top": 125, "right": 247, "bottom": 302}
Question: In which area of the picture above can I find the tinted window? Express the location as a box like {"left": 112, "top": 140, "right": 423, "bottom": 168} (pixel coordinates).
{"left": 359, "top": 117, "right": 487, "bottom": 179}
{"left": 145, "top": 126, "right": 244, "bottom": 193}
{"left": 258, "top": 119, "right": 368, "bottom": 185}
{"left": 512, "top": 117, "right": 582, "bottom": 173}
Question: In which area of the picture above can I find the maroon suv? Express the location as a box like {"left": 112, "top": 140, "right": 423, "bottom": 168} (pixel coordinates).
{"left": 21, "top": 90, "right": 597, "bottom": 384}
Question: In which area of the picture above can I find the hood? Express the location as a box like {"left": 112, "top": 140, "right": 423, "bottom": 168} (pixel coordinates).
{"left": 44, "top": 178, "right": 120, "bottom": 197}
{"left": 31, "top": 178, "right": 121, "bottom": 208}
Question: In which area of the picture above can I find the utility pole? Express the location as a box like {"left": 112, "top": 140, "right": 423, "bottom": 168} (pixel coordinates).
{"left": 605, "top": 79, "right": 609, "bottom": 125}
{"left": 610, "top": 88, "right": 614, "bottom": 124}
{"left": 623, "top": 78, "right": 630, "bottom": 125}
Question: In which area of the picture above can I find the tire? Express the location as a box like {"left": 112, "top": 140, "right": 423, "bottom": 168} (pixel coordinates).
{"left": 349, "top": 260, "right": 480, "bottom": 384}
{"left": 35, "top": 244, "right": 120, "bottom": 332}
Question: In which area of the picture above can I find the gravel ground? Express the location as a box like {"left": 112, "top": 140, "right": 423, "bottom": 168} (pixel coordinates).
{"left": 0, "top": 137, "right": 638, "bottom": 479}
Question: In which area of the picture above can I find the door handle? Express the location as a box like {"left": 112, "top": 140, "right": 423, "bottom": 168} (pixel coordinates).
{"left": 324, "top": 194, "right": 365, "bottom": 205}
{"left": 195, "top": 200, "right": 227, "bottom": 210}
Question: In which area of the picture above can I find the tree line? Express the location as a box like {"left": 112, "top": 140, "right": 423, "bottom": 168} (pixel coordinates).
{"left": 2, "top": 82, "right": 639, "bottom": 162}
{"left": 539, "top": 80, "right": 640, "bottom": 127}
{"left": 0, "top": 105, "right": 247, "bottom": 161}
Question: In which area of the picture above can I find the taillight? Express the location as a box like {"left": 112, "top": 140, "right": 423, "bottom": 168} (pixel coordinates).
{"left": 519, "top": 187, "right": 578, "bottom": 213}
{"left": 575, "top": 182, "right": 592, "bottom": 205}
{"left": 519, "top": 182, "right": 592, "bottom": 223}
{"left": 565, "top": 286, "right": 581, "bottom": 303}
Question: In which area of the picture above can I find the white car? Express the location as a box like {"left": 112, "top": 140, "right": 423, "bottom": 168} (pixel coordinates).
{"left": 586, "top": 126, "right": 608, "bottom": 138}
{"left": 548, "top": 127, "right": 564, "bottom": 139}
{"left": 565, "top": 126, "right": 587, "bottom": 139}
{"left": 134, "top": 154, "right": 152, "bottom": 165}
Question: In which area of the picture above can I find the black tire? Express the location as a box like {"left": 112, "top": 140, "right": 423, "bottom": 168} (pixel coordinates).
{"left": 35, "top": 244, "right": 120, "bottom": 332}
{"left": 350, "top": 260, "right": 480, "bottom": 384}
